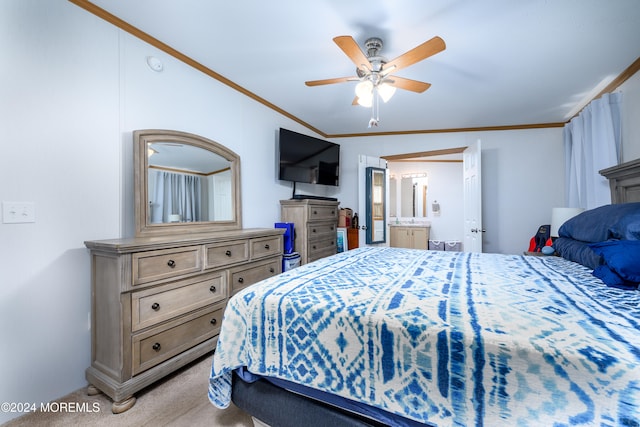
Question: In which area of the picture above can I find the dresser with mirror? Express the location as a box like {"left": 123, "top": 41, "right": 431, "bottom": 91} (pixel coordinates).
{"left": 84, "top": 130, "right": 283, "bottom": 413}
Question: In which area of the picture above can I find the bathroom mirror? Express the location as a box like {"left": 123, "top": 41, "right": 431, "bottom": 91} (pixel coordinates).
{"left": 400, "top": 176, "right": 428, "bottom": 217}
{"left": 389, "top": 176, "right": 398, "bottom": 217}
{"left": 388, "top": 174, "right": 428, "bottom": 219}
{"left": 134, "top": 129, "right": 242, "bottom": 236}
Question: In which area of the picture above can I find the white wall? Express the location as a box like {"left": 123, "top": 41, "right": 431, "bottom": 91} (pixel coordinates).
{"left": 1, "top": 1, "right": 639, "bottom": 423}
{"left": 0, "top": 3, "right": 121, "bottom": 424}
{"left": 0, "top": 1, "right": 319, "bottom": 423}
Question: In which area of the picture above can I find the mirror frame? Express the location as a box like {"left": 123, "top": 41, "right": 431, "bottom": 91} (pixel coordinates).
{"left": 134, "top": 129, "right": 242, "bottom": 237}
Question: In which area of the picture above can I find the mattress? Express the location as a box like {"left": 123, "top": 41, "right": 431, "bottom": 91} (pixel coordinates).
{"left": 209, "top": 247, "right": 640, "bottom": 426}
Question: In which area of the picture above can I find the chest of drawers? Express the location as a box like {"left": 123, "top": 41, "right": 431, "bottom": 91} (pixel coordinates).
{"left": 84, "top": 228, "right": 283, "bottom": 413}
{"left": 280, "top": 199, "right": 339, "bottom": 264}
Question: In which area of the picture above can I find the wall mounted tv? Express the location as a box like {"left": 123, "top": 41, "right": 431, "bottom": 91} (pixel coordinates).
{"left": 278, "top": 128, "right": 340, "bottom": 187}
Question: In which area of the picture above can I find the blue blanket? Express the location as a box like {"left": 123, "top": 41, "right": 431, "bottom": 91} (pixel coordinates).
{"left": 209, "top": 247, "right": 640, "bottom": 426}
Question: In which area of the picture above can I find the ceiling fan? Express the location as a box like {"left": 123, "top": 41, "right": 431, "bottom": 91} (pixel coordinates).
{"left": 305, "top": 35, "right": 446, "bottom": 123}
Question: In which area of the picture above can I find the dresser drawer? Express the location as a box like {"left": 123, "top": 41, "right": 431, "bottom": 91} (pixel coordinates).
{"left": 230, "top": 258, "right": 281, "bottom": 295}
{"left": 308, "top": 247, "right": 338, "bottom": 264}
{"left": 308, "top": 204, "right": 338, "bottom": 221}
{"left": 307, "top": 222, "right": 337, "bottom": 241}
{"left": 250, "top": 236, "right": 282, "bottom": 260}
{"left": 132, "top": 305, "right": 223, "bottom": 375}
{"left": 131, "top": 272, "right": 226, "bottom": 332}
{"left": 205, "top": 240, "right": 249, "bottom": 269}
{"left": 132, "top": 246, "right": 202, "bottom": 285}
{"left": 308, "top": 236, "right": 337, "bottom": 260}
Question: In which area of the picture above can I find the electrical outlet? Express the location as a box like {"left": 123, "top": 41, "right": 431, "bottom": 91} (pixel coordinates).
{"left": 2, "top": 201, "right": 36, "bottom": 223}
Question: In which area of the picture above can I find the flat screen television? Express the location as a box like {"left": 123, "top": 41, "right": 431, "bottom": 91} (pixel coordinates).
{"left": 278, "top": 128, "right": 340, "bottom": 187}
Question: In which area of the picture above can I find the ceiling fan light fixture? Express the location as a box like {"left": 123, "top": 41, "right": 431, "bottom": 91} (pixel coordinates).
{"left": 355, "top": 80, "right": 373, "bottom": 99}
{"left": 357, "top": 94, "right": 373, "bottom": 108}
{"left": 378, "top": 82, "right": 396, "bottom": 103}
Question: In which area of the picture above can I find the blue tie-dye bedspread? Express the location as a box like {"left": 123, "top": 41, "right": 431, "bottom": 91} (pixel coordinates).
{"left": 209, "top": 247, "right": 640, "bottom": 426}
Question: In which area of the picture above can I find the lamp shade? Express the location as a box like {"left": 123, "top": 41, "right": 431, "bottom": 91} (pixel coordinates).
{"left": 550, "top": 207, "right": 585, "bottom": 237}
{"left": 355, "top": 80, "right": 373, "bottom": 99}
{"left": 357, "top": 94, "right": 373, "bottom": 107}
{"left": 355, "top": 80, "right": 373, "bottom": 107}
{"left": 377, "top": 82, "right": 396, "bottom": 102}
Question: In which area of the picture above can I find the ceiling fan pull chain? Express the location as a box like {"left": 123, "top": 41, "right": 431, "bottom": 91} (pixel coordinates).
{"left": 368, "top": 89, "right": 380, "bottom": 128}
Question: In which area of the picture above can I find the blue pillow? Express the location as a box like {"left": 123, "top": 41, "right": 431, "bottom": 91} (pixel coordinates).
{"left": 559, "top": 203, "right": 640, "bottom": 243}
{"left": 592, "top": 265, "right": 638, "bottom": 290}
{"left": 553, "top": 237, "right": 603, "bottom": 270}
{"left": 588, "top": 240, "right": 640, "bottom": 288}
{"left": 609, "top": 210, "right": 640, "bottom": 240}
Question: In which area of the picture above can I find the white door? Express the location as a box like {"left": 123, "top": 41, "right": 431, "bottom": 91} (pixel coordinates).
{"left": 463, "top": 139, "right": 483, "bottom": 252}
{"left": 358, "top": 155, "right": 387, "bottom": 248}
{"left": 211, "top": 171, "right": 232, "bottom": 221}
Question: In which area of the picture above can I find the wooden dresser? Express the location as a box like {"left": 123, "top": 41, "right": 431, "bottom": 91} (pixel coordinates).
{"left": 84, "top": 228, "right": 283, "bottom": 413}
{"left": 280, "top": 199, "right": 339, "bottom": 264}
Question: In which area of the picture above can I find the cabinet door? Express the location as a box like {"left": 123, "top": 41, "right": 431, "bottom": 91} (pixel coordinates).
{"left": 411, "top": 228, "right": 428, "bottom": 249}
{"left": 390, "top": 227, "right": 410, "bottom": 248}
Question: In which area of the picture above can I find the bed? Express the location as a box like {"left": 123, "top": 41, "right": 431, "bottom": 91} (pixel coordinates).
{"left": 208, "top": 160, "right": 640, "bottom": 427}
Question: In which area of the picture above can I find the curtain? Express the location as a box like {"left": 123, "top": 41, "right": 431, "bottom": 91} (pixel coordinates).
{"left": 563, "top": 92, "right": 622, "bottom": 209}
{"left": 150, "top": 171, "right": 202, "bottom": 223}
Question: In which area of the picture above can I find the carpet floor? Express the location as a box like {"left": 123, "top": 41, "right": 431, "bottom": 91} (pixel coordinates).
{"left": 3, "top": 353, "right": 253, "bottom": 427}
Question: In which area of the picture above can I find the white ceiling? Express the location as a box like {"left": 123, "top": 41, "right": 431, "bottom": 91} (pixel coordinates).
{"left": 85, "top": 0, "right": 640, "bottom": 137}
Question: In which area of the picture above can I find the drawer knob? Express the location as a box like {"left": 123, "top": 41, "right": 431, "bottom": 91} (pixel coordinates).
{"left": 264, "top": 244, "right": 270, "bottom": 250}
{"left": 209, "top": 285, "right": 216, "bottom": 293}
{"left": 151, "top": 302, "right": 160, "bottom": 311}
{"left": 210, "top": 318, "right": 217, "bottom": 326}
{"left": 152, "top": 342, "right": 161, "bottom": 351}
{"left": 312, "top": 229, "right": 317, "bottom": 233}
{"left": 237, "top": 277, "right": 244, "bottom": 283}
{"left": 225, "top": 250, "right": 232, "bottom": 257}
{"left": 167, "top": 259, "right": 176, "bottom": 268}
{"left": 312, "top": 245, "right": 317, "bottom": 249}
{"left": 269, "top": 267, "right": 275, "bottom": 273}
{"left": 313, "top": 210, "right": 318, "bottom": 215}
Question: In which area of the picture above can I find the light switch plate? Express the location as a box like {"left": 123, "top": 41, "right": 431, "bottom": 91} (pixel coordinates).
{"left": 2, "top": 201, "right": 36, "bottom": 223}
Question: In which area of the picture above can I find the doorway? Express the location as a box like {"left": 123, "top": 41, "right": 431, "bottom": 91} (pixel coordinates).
{"left": 382, "top": 144, "right": 482, "bottom": 252}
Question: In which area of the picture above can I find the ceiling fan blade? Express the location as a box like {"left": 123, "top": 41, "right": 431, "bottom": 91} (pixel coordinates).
{"left": 386, "top": 77, "right": 431, "bottom": 93}
{"left": 382, "top": 36, "right": 446, "bottom": 75}
{"left": 305, "top": 76, "right": 355, "bottom": 86}
{"left": 333, "top": 36, "right": 370, "bottom": 72}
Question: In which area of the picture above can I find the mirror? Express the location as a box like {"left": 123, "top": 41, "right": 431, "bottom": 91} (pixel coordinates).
{"left": 134, "top": 129, "right": 242, "bottom": 236}
{"left": 366, "top": 167, "right": 386, "bottom": 244}
{"left": 389, "top": 176, "right": 398, "bottom": 217}
{"left": 400, "top": 175, "right": 428, "bottom": 217}
{"left": 388, "top": 174, "right": 428, "bottom": 218}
